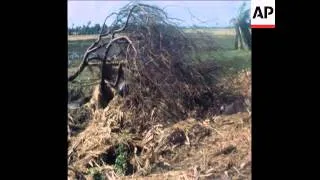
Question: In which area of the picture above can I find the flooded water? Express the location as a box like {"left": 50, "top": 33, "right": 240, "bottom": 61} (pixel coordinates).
{"left": 68, "top": 39, "right": 123, "bottom": 67}
{"left": 69, "top": 52, "right": 82, "bottom": 60}
{"left": 68, "top": 39, "right": 95, "bottom": 66}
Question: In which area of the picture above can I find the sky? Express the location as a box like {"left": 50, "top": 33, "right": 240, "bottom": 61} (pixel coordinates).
{"left": 68, "top": 1, "right": 250, "bottom": 28}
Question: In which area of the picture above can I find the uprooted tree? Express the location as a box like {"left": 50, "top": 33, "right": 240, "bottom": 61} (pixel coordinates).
{"left": 68, "top": 3, "right": 252, "bottom": 179}
{"left": 68, "top": 2, "right": 238, "bottom": 132}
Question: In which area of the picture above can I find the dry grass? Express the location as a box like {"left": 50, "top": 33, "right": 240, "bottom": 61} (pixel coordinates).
{"left": 68, "top": 97, "right": 124, "bottom": 171}
{"left": 68, "top": 71, "right": 251, "bottom": 179}
{"left": 68, "top": 101, "right": 251, "bottom": 179}
{"left": 184, "top": 28, "right": 236, "bottom": 36}
{"left": 120, "top": 167, "right": 201, "bottom": 180}
{"left": 68, "top": 28, "right": 235, "bottom": 41}
{"left": 171, "top": 113, "right": 251, "bottom": 180}
{"left": 209, "top": 28, "right": 236, "bottom": 36}
{"left": 68, "top": 69, "right": 251, "bottom": 180}
{"left": 68, "top": 35, "right": 99, "bottom": 41}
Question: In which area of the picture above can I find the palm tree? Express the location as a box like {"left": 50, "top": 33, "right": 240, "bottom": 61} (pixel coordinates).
{"left": 230, "top": 3, "right": 251, "bottom": 50}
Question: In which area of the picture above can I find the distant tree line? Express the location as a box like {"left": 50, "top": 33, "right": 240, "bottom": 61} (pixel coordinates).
{"left": 68, "top": 21, "right": 233, "bottom": 35}
{"left": 68, "top": 21, "right": 102, "bottom": 35}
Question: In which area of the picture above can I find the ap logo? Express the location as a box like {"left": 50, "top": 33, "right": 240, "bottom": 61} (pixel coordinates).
{"left": 251, "top": 0, "right": 275, "bottom": 28}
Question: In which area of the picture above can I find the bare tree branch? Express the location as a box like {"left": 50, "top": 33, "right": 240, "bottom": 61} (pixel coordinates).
{"left": 88, "top": 62, "right": 125, "bottom": 66}
{"left": 68, "top": 60, "right": 88, "bottom": 82}
{"left": 104, "top": 36, "right": 137, "bottom": 60}
{"left": 99, "top": 12, "right": 119, "bottom": 38}
{"left": 111, "top": 4, "right": 138, "bottom": 38}
{"left": 87, "top": 56, "right": 104, "bottom": 62}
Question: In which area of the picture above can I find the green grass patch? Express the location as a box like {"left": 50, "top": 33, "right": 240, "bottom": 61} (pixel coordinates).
{"left": 194, "top": 49, "right": 251, "bottom": 73}
{"left": 114, "top": 143, "right": 130, "bottom": 176}
{"left": 88, "top": 167, "right": 105, "bottom": 180}
{"left": 213, "top": 35, "right": 235, "bottom": 50}
{"left": 68, "top": 40, "right": 95, "bottom": 60}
